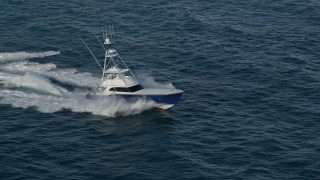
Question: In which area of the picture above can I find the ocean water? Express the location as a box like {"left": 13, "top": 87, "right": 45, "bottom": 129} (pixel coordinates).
{"left": 1, "top": 0, "right": 320, "bottom": 179}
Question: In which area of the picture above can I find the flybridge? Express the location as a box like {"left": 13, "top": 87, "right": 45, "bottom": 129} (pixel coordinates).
{"left": 100, "top": 26, "right": 135, "bottom": 84}
{"left": 82, "top": 26, "right": 183, "bottom": 109}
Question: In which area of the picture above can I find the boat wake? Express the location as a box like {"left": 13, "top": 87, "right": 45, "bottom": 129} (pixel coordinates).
{"left": 0, "top": 51, "right": 166, "bottom": 117}
{"left": 2, "top": 73, "right": 66, "bottom": 95}
{"left": 0, "top": 51, "right": 60, "bottom": 62}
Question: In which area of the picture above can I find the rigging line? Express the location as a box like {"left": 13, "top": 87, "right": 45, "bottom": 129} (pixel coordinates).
{"left": 77, "top": 34, "right": 103, "bottom": 70}
{"left": 112, "top": 24, "right": 116, "bottom": 43}
{"left": 102, "top": 27, "right": 105, "bottom": 40}
{"left": 91, "top": 32, "right": 105, "bottom": 50}
{"left": 101, "top": 56, "right": 107, "bottom": 84}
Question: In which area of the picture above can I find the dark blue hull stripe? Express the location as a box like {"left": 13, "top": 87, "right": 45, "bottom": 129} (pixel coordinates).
{"left": 87, "top": 93, "right": 183, "bottom": 105}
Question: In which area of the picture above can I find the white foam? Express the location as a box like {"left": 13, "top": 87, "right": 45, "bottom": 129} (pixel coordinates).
{"left": 0, "top": 89, "right": 156, "bottom": 117}
{"left": 67, "top": 94, "right": 156, "bottom": 117}
{"left": 0, "top": 51, "right": 60, "bottom": 62}
{"left": 46, "top": 68, "right": 99, "bottom": 88}
{"left": 1, "top": 60, "right": 57, "bottom": 73}
{"left": 0, "top": 51, "right": 172, "bottom": 117}
{"left": 0, "top": 60, "right": 99, "bottom": 88}
{"left": 137, "top": 74, "right": 176, "bottom": 89}
{"left": 2, "top": 73, "right": 66, "bottom": 96}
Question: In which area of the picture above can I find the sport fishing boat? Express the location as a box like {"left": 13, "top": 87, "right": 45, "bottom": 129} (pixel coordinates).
{"left": 85, "top": 27, "right": 183, "bottom": 109}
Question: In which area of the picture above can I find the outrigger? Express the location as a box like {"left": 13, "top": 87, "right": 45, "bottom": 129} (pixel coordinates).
{"left": 85, "top": 27, "right": 183, "bottom": 109}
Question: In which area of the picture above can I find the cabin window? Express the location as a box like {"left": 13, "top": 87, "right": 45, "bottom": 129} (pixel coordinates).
{"left": 128, "top": 84, "right": 143, "bottom": 92}
{"left": 109, "top": 84, "right": 143, "bottom": 92}
{"left": 109, "top": 87, "right": 131, "bottom": 92}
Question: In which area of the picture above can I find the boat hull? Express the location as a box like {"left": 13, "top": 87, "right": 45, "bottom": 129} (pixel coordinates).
{"left": 87, "top": 92, "right": 183, "bottom": 109}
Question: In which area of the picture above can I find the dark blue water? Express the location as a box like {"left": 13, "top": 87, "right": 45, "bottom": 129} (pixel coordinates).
{"left": 1, "top": 0, "right": 320, "bottom": 179}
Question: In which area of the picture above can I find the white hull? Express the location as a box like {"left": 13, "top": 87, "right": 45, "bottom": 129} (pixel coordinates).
{"left": 157, "top": 104, "right": 174, "bottom": 109}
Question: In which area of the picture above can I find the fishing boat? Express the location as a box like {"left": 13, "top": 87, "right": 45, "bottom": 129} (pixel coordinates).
{"left": 85, "top": 27, "right": 183, "bottom": 109}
